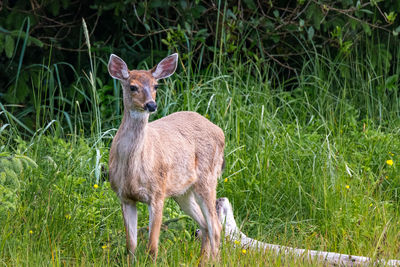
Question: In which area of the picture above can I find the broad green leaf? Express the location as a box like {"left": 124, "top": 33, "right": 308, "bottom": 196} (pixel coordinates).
{"left": 360, "top": 9, "right": 373, "bottom": 15}
{"left": 227, "top": 9, "right": 236, "bottom": 20}
{"left": 393, "top": 25, "right": 400, "bottom": 36}
{"left": 150, "top": 0, "right": 163, "bottom": 8}
{"left": 271, "top": 34, "right": 280, "bottom": 44}
{"left": 61, "top": 0, "right": 69, "bottom": 9}
{"left": 192, "top": 4, "right": 206, "bottom": 19}
{"left": 5, "top": 35, "right": 14, "bottom": 58}
{"left": 308, "top": 26, "right": 315, "bottom": 41}
{"left": 184, "top": 22, "right": 191, "bottom": 35}
{"left": 179, "top": 1, "right": 188, "bottom": 9}
{"left": 50, "top": 0, "right": 61, "bottom": 16}
{"left": 307, "top": 3, "right": 323, "bottom": 30}
{"left": 243, "top": 0, "right": 256, "bottom": 9}
{"left": 384, "top": 11, "right": 397, "bottom": 23}
{"left": 361, "top": 23, "right": 371, "bottom": 36}
{"left": 385, "top": 75, "right": 398, "bottom": 91}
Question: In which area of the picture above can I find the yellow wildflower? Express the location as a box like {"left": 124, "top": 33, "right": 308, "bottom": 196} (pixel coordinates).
{"left": 29, "top": 230, "right": 33, "bottom": 234}
{"left": 386, "top": 159, "right": 394, "bottom": 166}
{"left": 242, "top": 249, "right": 247, "bottom": 254}
{"left": 93, "top": 184, "right": 99, "bottom": 189}
{"left": 234, "top": 240, "right": 240, "bottom": 245}
{"left": 345, "top": 185, "right": 350, "bottom": 189}
{"left": 369, "top": 203, "right": 373, "bottom": 207}
{"left": 224, "top": 178, "right": 228, "bottom": 183}
{"left": 65, "top": 214, "right": 71, "bottom": 220}
{"left": 102, "top": 244, "right": 108, "bottom": 249}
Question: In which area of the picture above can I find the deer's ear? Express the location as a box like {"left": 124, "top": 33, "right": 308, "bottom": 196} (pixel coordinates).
{"left": 151, "top": 53, "right": 178, "bottom": 80}
{"left": 108, "top": 54, "right": 130, "bottom": 80}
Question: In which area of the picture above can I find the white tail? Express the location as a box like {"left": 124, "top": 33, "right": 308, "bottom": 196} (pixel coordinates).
{"left": 108, "top": 53, "right": 225, "bottom": 262}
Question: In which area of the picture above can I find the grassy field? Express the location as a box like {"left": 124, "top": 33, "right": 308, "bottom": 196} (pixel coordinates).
{"left": 1, "top": 41, "right": 400, "bottom": 266}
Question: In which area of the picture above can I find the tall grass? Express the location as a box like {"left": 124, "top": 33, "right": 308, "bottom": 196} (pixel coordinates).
{"left": 1, "top": 29, "right": 400, "bottom": 265}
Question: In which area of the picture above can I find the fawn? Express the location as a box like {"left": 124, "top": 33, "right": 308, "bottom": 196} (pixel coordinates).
{"left": 107, "top": 53, "right": 225, "bottom": 262}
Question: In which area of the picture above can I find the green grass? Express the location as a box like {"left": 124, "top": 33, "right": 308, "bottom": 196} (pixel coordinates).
{"left": 1, "top": 41, "right": 400, "bottom": 266}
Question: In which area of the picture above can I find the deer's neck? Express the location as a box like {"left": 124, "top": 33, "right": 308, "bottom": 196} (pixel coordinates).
{"left": 109, "top": 110, "right": 149, "bottom": 197}
{"left": 117, "top": 110, "right": 149, "bottom": 155}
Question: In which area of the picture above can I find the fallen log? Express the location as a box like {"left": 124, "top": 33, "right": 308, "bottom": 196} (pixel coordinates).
{"left": 209, "top": 197, "right": 400, "bottom": 266}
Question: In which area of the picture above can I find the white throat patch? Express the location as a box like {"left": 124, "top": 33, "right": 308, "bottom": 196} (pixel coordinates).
{"left": 130, "top": 110, "right": 143, "bottom": 119}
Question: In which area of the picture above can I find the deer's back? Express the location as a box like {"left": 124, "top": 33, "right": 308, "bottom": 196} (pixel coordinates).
{"left": 145, "top": 111, "right": 225, "bottom": 196}
{"left": 149, "top": 111, "right": 224, "bottom": 148}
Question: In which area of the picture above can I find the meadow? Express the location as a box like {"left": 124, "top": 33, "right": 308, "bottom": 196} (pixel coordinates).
{"left": 1, "top": 34, "right": 400, "bottom": 266}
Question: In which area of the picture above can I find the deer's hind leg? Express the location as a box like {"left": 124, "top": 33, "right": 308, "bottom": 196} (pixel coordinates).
{"left": 174, "top": 189, "right": 212, "bottom": 261}
{"left": 193, "top": 178, "right": 222, "bottom": 260}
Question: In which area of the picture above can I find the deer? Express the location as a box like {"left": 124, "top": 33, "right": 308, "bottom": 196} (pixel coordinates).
{"left": 107, "top": 53, "right": 225, "bottom": 263}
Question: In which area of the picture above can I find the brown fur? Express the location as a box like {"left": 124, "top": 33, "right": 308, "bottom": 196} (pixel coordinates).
{"left": 108, "top": 54, "right": 224, "bottom": 263}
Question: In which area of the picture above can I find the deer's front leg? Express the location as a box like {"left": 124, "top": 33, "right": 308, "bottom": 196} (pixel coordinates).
{"left": 122, "top": 201, "right": 138, "bottom": 256}
{"left": 147, "top": 199, "right": 164, "bottom": 260}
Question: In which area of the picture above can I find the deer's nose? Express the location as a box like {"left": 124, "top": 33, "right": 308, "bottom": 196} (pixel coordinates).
{"left": 145, "top": 101, "right": 157, "bottom": 112}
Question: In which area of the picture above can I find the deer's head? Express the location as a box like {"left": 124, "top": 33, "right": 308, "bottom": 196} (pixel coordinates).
{"left": 108, "top": 53, "right": 178, "bottom": 114}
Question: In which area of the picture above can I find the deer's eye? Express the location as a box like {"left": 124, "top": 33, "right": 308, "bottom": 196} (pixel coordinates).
{"left": 130, "top": 85, "right": 138, "bottom": 92}
{"left": 154, "top": 85, "right": 159, "bottom": 91}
